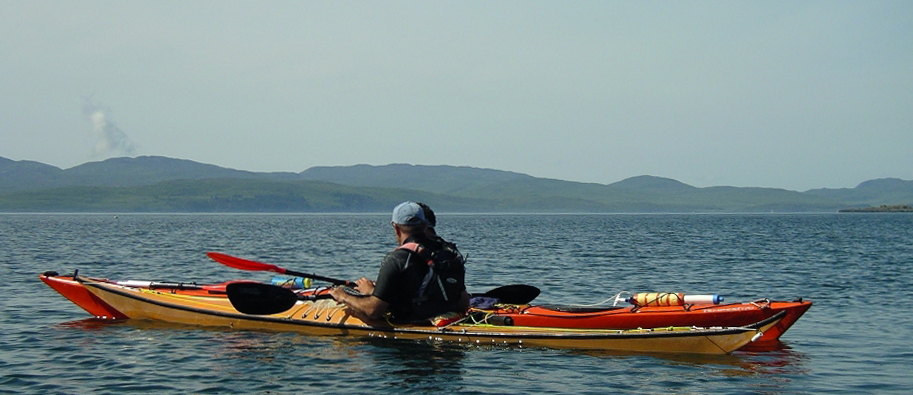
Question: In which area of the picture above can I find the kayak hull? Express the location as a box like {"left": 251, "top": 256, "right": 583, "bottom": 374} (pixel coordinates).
{"left": 42, "top": 272, "right": 806, "bottom": 351}
{"left": 77, "top": 278, "right": 780, "bottom": 355}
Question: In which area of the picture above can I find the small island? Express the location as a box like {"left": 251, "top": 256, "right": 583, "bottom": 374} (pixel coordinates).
{"left": 839, "top": 204, "right": 913, "bottom": 213}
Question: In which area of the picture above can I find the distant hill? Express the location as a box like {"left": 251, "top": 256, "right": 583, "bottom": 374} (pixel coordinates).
{"left": 300, "top": 163, "right": 535, "bottom": 195}
{"left": 609, "top": 175, "right": 697, "bottom": 193}
{"left": 1, "top": 155, "right": 911, "bottom": 213}
{"left": 805, "top": 178, "right": 913, "bottom": 207}
{"left": 0, "top": 156, "right": 298, "bottom": 193}
{"left": 64, "top": 156, "right": 283, "bottom": 185}
{"left": 0, "top": 157, "right": 66, "bottom": 192}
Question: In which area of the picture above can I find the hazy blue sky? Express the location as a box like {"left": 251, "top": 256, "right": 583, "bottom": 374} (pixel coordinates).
{"left": 2, "top": 1, "right": 910, "bottom": 191}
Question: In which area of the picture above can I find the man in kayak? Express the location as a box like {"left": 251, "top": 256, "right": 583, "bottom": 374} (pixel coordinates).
{"left": 329, "top": 201, "right": 469, "bottom": 323}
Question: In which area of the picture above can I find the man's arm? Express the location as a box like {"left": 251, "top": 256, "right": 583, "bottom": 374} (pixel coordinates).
{"left": 332, "top": 250, "right": 403, "bottom": 321}
{"left": 329, "top": 287, "right": 389, "bottom": 321}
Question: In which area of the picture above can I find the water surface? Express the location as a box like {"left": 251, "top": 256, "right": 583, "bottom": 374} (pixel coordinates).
{"left": 2, "top": 213, "right": 911, "bottom": 394}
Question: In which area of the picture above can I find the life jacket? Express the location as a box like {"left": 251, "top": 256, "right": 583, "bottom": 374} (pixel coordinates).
{"left": 397, "top": 238, "right": 466, "bottom": 310}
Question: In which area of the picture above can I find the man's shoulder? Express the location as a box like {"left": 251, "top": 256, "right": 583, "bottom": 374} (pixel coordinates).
{"left": 384, "top": 247, "right": 413, "bottom": 260}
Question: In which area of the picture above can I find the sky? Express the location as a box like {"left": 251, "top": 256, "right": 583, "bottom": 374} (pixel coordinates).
{"left": 1, "top": 1, "right": 911, "bottom": 191}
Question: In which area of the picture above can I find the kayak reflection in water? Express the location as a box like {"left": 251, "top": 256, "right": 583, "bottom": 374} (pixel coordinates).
{"left": 329, "top": 202, "right": 470, "bottom": 325}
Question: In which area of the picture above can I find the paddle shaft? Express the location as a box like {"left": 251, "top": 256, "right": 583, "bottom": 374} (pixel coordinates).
{"left": 209, "top": 252, "right": 539, "bottom": 303}
{"left": 278, "top": 268, "right": 353, "bottom": 287}
{"left": 207, "top": 252, "right": 354, "bottom": 286}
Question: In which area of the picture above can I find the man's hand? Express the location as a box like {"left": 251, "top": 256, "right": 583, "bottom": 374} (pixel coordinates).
{"left": 328, "top": 286, "right": 349, "bottom": 303}
{"left": 354, "top": 277, "right": 375, "bottom": 295}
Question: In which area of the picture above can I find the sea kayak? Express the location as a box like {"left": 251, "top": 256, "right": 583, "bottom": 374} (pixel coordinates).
{"left": 42, "top": 272, "right": 785, "bottom": 354}
{"left": 40, "top": 271, "right": 809, "bottom": 345}
{"left": 67, "top": 276, "right": 779, "bottom": 355}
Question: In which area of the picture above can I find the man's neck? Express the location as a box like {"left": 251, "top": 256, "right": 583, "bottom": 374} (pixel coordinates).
{"left": 400, "top": 233, "right": 426, "bottom": 245}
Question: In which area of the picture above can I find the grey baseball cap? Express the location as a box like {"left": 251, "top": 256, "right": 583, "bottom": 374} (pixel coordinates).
{"left": 391, "top": 201, "right": 427, "bottom": 226}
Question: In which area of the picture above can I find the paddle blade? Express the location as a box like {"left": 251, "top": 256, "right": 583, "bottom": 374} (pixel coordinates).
{"left": 481, "top": 284, "right": 541, "bottom": 305}
{"left": 208, "top": 252, "right": 287, "bottom": 274}
{"left": 227, "top": 282, "right": 299, "bottom": 315}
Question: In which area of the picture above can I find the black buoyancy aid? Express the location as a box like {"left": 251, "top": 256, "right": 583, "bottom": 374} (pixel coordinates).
{"left": 397, "top": 240, "right": 466, "bottom": 306}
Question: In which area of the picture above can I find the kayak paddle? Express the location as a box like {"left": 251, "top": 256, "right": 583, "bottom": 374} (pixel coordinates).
{"left": 210, "top": 252, "right": 541, "bottom": 309}
{"left": 228, "top": 282, "right": 541, "bottom": 316}
{"left": 207, "top": 252, "right": 355, "bottom": 287}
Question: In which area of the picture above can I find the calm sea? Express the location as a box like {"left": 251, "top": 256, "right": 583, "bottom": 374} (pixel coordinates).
{"left": 2, "top": 213, "right": 912, "bottom": 394}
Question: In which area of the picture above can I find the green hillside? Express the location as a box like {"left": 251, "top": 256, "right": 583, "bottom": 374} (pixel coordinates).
{"left": 1, "top": 156, "right": 911, "bottom": 213}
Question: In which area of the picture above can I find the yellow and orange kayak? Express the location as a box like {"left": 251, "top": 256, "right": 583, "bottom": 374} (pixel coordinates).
{"left": 47, "top": 274, "right": 783, "bottom": 355}
{"left": 41, "top": 271, "right": 808, "bottom": 347}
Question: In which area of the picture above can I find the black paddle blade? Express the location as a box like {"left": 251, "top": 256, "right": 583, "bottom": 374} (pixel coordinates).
{"left": 480, "top": 284, "right": 541, "bottom": 305}
{"left": 227, "top": 282, "right": 299, "bottom": 315}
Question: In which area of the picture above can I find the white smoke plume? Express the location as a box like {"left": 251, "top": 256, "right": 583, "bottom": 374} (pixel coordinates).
{"left": 82, "top": 99, "right": 137, "bottom": 158}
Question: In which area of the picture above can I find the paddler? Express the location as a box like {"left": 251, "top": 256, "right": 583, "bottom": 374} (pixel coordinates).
{"left": 329, "top": 202, "right": 470, "bottom": 324}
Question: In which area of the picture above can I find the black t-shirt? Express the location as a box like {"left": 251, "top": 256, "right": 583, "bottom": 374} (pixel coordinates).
{"left": 372, "top": 235, "right": 455, "bottom": 321}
